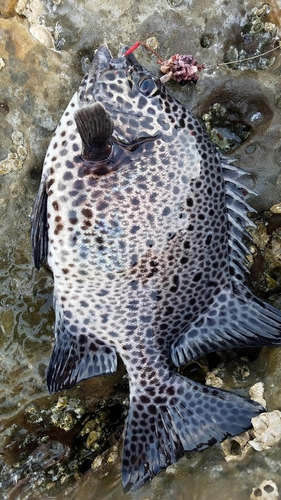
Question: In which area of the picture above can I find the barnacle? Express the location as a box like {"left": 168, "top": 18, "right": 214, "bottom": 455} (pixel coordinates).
{"left": 250, "top": 480, "right": 280, "bottom": 500}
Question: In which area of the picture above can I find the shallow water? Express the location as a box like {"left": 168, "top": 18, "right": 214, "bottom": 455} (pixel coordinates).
{"left": 1, "top": 0, "right": 281, "bottom": 498}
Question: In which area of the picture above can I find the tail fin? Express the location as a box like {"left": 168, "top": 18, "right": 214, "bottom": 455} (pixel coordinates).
{"left": 122, "top": 373, "right": 263, "bottom": 492}
{"left": 172, "top": 283, "right": 281, "bottom": 366}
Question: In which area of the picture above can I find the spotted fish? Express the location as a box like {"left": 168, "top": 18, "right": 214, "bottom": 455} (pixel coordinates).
{"left": 31, "top": 44, "right": 281, "bottom": 492}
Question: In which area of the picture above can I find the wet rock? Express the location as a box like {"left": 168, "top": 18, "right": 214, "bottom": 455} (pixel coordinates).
{"left": 202, "top": 102, "right": 251, "bottom": 152}
{"left": 224, "top": 3, "right": 280, "bottom": 71}
{"left": 0, "top": 0, "right": 18, "bottom": 18}
{"left": 247, "top": 211, "right": 281, "bottom": 299}
{"left": 51, "top": 397, "right": 86, "bottom": 431}
{"left": 1, "top": 0, "right": 281, "bottom": 498}
{"left": 2, "top": 439, "right": 71, "bottom": 499}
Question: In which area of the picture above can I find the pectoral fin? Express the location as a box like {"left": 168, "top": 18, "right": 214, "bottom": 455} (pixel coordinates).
{"left": 74, "top": 102, "right": 114, "bottom": 163}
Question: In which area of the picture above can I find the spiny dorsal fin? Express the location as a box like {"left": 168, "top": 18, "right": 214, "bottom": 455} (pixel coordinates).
{"left": 30, "top": 178, "right": 48, "bottom": 270}
{"left": 74, "top": 102, "right": 114, "bottom": 151}
{"left": 221, "top": 155, "right": 256, "bottom": 278}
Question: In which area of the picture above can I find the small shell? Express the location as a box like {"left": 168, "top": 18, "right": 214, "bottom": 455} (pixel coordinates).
{"left": 249, "top": 382, "right": 267, "bottom": 408}
{"left": 270, "top": 203, "right": 281, "bottom": 214}
{"left": 29, "top": 24, "right": 55, "bottom": 49}
{"left": 205, "top": 372, "right": 223, "bottom": 388}
{"left": 107, "top": 451, "right": 118, "bottom": 463}
{"left": 11, "top": 131, "right": 24, "bottom": 145}
{"left": 92, "top": 456, "right": 103, "bottom": 470}
{"left": 221, "top": 431, "right": 251, "bottom": 462}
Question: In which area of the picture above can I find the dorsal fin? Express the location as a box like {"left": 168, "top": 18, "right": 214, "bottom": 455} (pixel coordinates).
{"left": 30, "top": 178, "right": 48, "bottom": 270}
{"left": 221, "top": 155, "right": 256, "bottom": 280}
{"left": 74, "top": 102, "right": 114, "bottom": 161}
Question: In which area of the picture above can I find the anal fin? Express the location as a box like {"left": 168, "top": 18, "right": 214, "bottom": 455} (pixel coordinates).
{"left": 47, "top": 310, "right": 117, "bottom": 393}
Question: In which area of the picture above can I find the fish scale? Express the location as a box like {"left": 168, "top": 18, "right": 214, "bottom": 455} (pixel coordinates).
{"left": 31, "top": 43, "right": 281, "bottom": 492}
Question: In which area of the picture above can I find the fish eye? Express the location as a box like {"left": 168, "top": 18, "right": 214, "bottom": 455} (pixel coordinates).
{"left": 138, "top": 77, "right": 158, "bottom": 97}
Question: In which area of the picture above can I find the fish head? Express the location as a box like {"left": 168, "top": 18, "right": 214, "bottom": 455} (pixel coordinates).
{"left": 81, "top": 44, "right": 178, "bottom": 145}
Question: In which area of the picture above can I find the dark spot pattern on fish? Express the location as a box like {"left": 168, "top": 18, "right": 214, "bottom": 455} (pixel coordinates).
{"left": 30, "top": 43, "right": 281, "bottom": 494}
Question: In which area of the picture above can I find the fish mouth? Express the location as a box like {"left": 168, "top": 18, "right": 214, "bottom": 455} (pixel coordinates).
{"left": 91, "top": 43, "right": 144, "bottom": 78}
{"left": 90, "top": 43, "right": 113, "bottom": 77}
{"left": 91, "top": 43, "right": 128, "bottom": 75}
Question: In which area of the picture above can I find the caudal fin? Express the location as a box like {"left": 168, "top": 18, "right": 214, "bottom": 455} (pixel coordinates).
{"left": 122, "top": 373, "right": 263, "bottom": 492}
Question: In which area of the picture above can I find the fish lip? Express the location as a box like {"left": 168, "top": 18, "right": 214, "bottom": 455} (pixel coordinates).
{"left": 118, "top": 45, "right": 129, "bottom": 58}
{"left": 120, "top": 45, "right": 145, "bottom": 72}
{"left": 97, "top": 42, "right": 113, "bottom": 60}
{"left": 91, "top": 43, "right": 113, "bottom": 74}
{"left": 87, "top": 44, "right": 114, "bottom": 92}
